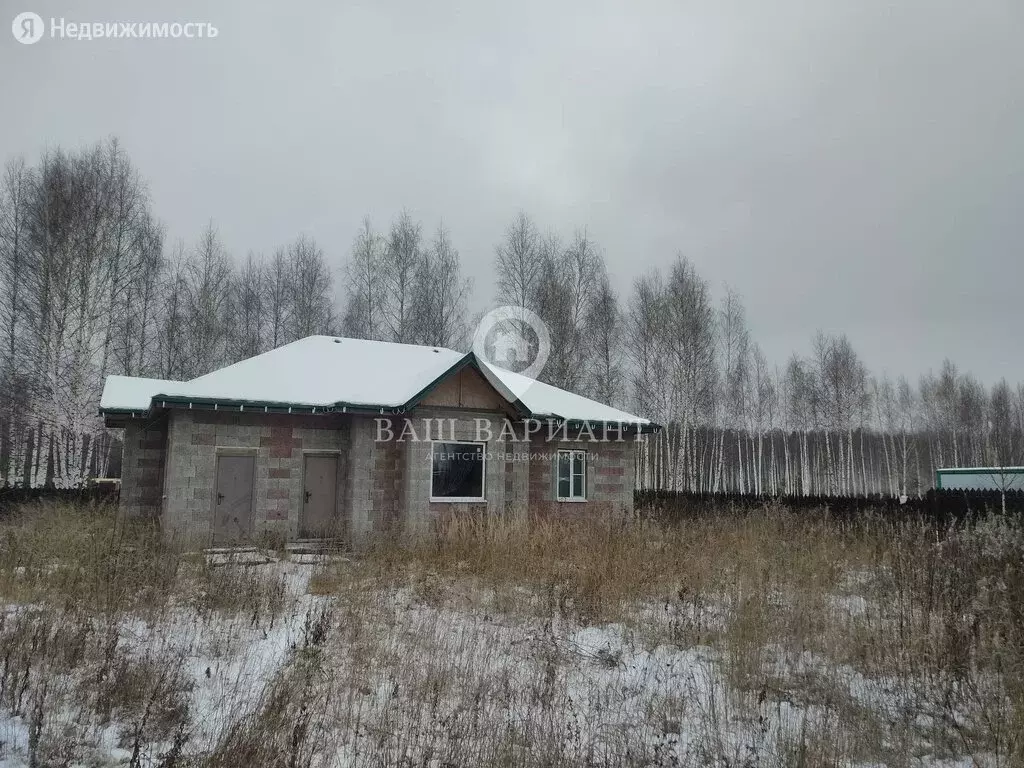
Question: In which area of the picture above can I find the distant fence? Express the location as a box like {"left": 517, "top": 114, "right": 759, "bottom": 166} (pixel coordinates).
{"left": 4, "top": 485, "right": 1023, "bottom": 525}
{"left": 0, "top": 486, "right": 120, "bottom": 516}
{"left": 634, "top": 489, "right": 1024, "bottom": 525}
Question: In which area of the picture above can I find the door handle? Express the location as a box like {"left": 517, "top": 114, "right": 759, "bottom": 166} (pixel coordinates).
{"left": 304, "top": 490, "right": 312, "bottom": 503}
{"left": 217, "top": 492, "right": 225, "bottom": 504}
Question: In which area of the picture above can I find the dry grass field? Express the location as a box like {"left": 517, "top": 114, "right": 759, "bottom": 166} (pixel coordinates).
{"left": 0, "top": 502, "right": 1022, "bottom": 767}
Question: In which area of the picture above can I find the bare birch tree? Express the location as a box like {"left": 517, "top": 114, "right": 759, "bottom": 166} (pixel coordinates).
{"left": 110, "top": 217, "right": 164, "bottom": 377}
{"left": 265, "top": 247, "right": 290, "bottom": 349}
{"left": 717, "top": 287, "right": 751, "bottom": 492}
{"left": 228, "top": 252, "right": 267, "bottom": 361}
{"left": 626, "top": 271, "right": 670, "bottom": 489}
{"left": 533, "top": 230, "right": 603, "bottom": 392}
{"left": 285, "top": 235, "right": 334, "bottom": 340}
{"left": 0, "top": 157, "right": 34, "bottom": 485}
{"left": 179, "top": 222, "right": 232, "bottom": 378}
{"left": 663, "top": 256, "right": 717, "bottom": 490}
{"left": 494, "top": 211, "right": 542, "bottom": 310}
{"left": 380, "top": 211, "right": 422, "bottom": 344}
{"left": 413, "top": 224, "right": 471, "bottom": 349}
{"left": 155, "top": 241, "right": 189, "bottom": 381}
{"left": 586, "top": 271, "right": 623, "bottom": 405}
{"left": 343, "top": 217, "right": 383, "bottom": 340}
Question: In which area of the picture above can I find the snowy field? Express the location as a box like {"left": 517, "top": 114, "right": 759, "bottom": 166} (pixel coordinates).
{"left": 0, "top": 506, "right": 1020, "bottom": 767}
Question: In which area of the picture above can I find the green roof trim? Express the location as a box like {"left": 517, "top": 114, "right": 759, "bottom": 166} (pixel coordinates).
{"left": 935, "top": 467, "right": 1024, "bottom": 474}
{"left": 399, "top": 352, "right": 475, "bottom": 410}
{"left": 559, "top": 418, "right": 662, "bottom": 435}
{"left": 102, "top": 395, "right": 406, "bottom": 418}
{"left": 152, "top": 394, "right": 402, "bottom": 415}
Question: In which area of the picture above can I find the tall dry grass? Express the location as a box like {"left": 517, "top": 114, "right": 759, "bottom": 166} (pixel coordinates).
{"left": 0, "top": 501, "right": 1021, "bottom": 766}
{"left": 332, "top": 508, "right": 1024, "bottom": 764}
{"left": 0, "top": 503, "right": 294, "bottom": 767}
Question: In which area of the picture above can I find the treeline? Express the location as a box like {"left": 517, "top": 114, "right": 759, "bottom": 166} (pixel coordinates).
{"left": 1, "top": 140, "right": 1022, "bottom": 491}
{"left": 0, "top": 140, "right": 345, "bottom": 486}
{"left": 632, "top": 341, "right": 1024, "bottom": 497}
{"left": 0, "top": 141, "right": 479, "bottom": 486}
{"left": 481, "top": 215, "right": 1024, "bottom": 497}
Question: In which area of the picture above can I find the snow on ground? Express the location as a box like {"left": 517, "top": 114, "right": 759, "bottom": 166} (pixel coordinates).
{"left": 0, "top": 557, "right": 999, "bottom": 767}
{"left": 0, "top": 560, "right": 313, "bottom": 765}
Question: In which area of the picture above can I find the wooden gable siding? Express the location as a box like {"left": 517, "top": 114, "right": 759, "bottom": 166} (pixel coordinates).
{"left": 419, "top": 366, "right": 508, "bottom": 411}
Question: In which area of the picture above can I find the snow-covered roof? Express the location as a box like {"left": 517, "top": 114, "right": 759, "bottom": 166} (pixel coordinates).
{"left": 100, "top": 376, "right": 182, "bottom": 412}
{"left": 479, "top": 360, "right": 647, "bottom": 425}
{"left": 172, "top": 336, "right": 462, "bottom": 408}
{"left": 100, "top": 335, "right": 653, "bottom": 426}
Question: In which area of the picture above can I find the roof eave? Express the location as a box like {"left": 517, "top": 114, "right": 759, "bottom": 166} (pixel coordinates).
{"left": 104, "top": 395, "right": 409, "bottom": 417}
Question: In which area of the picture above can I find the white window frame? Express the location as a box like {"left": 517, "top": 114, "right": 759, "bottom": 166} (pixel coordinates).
{"left": 429, "top": 439, "right": 487, "bottom": 503}
{"left": 556, "top": 449, "right": 587, "bottom": 502}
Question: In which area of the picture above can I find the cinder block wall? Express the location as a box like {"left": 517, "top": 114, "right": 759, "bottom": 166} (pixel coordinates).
{"left": 504, "top": 441, "right": 530, "bottom": 518}
{"left": 403, "top": 409, "right": 509, "bottom": 530}
{"left": 385, "top": 410, "right": 637, "bottom": 528}
{"left": 528, "top": 436, "right": 636, "bottom": 519}
{"left": 141, "top": 405, "right": 639, "bottom": 544}
{"left": 119, "top": 417, "right": 169, "bottom": 520}
{"left": 347, "top": 415, "right": 405, "bottom": 539}
{"left": 160, "top": 410, "right": 349, "bottom": 543}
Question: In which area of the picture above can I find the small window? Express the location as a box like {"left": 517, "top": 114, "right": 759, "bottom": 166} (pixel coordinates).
{"left": 431, "top": 441, "right": 485, "bottom": 501}
{"left": 556, "top": 450, "right": 586, "bottom": 501}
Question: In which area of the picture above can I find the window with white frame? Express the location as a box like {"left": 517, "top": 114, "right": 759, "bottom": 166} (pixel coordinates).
{"left": 556, "top": 450, "right": 586, "bottom": 501}
{"left": 430, "top": 441, "right": 486, "bottom": 501}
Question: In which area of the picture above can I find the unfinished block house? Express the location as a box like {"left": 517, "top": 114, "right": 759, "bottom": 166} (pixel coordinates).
{"left": 100, "top": 336, "right": 656, "bottom": 543}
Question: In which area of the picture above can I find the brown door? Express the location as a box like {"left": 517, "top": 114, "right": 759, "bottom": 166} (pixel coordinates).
{"left": 302, "top": 454, "right": 338, "bottom": 538}
{"left": 214, "top": 455, "right": 255, "bottom": 542}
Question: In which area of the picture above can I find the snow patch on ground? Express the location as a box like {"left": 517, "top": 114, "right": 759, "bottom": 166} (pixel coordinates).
{"left": 0, "top": 560, "right": 999, "bottom": 767}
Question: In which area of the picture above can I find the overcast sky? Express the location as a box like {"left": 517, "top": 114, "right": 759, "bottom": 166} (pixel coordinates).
{"left": 2, "top": 0, "right": 1022, "bottom": 385}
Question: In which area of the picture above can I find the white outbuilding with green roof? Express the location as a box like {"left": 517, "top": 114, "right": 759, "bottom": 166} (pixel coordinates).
{"left": 935, "top": 467, "right": 1024, "bottom": 491}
